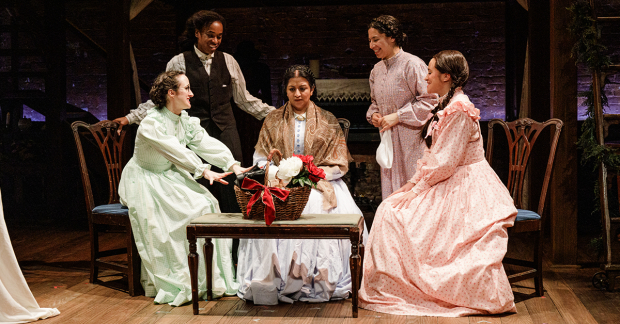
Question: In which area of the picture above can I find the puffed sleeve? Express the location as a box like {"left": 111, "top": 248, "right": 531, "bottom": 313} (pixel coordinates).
{"left": 396, "top": 60, "right": 437, "bottom": 127}
{"left": 366, "top": 68, "right": 379, "bottom": 124}
{"left": 408, "top": 110, "right": 473, "bottom": 197}
{"left": 137, "top": 117, "right": 210, "bottom": 179}
{"left": 184, "top": 117, "right": 240, "bottom": 172}
{"left": 165, "top": 54, "right": 186, "bottom": 73}
{"left": 126, "top": 100, "right": 156, "bottom": 125}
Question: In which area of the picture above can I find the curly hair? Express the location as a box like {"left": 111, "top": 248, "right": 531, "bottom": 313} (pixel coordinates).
{"left": 281, "top": 64, "right": 317, "bottom": 101}
{"left": 368, "top": 15, "right": 407, "bottom": 47}
{"left": 180, "top": 10, "right": 226, "bottom": 52}
{"left": 149, "top": 71, "right": 185, "bottom": 109}
{"left": 420, "top": 50, "right": 470, "bottom": 147}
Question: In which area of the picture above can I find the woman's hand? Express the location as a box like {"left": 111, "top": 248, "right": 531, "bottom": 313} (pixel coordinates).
{"left": 379, "top": 113, "right": 399, "bottom": 132}
{"left": 113, "top": 116, "right": 129, "bottom": 135}
{"left": 203, "top": 169, "right": 233, "bottom": 185}
{"left": 391, "top": 190, "right": 418, "bottom": 209}
{"left": 387, "top": 182, "right": 414, "bottom": 199}
{"left": 230, "top": 164, "right": 252, "bottom": 175}
{"left": 371, "top": 112, "right": 383, "bottom": 128}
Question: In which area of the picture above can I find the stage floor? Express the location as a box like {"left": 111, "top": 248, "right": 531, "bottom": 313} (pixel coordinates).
{"left": 9, "top": 226, "right": 616, "bottom": 324}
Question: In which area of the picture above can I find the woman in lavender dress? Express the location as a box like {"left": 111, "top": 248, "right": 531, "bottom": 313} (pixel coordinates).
{"left": 366, "top": 15, "right": 437, "bottom": 199}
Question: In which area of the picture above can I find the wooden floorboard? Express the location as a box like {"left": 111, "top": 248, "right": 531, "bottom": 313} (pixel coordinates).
{"left": 468, "top": 315, "right": 502, "bottom": 324}
{"left": 435, "top": 317, "right": 464, "bottom": 323}
{"left": 7, "top": 225, "right": 618, "bottom": 324}
{"left": 512, "top": 280, "right": 566, "bottom": 324}
{"left": 499, "top": 302, "right": 533, "bottom": 324}
{"left": 250, "top": 302, "right": 295, "bottom": 324}
{"left": 311, "top": 300, "right": 347, "bottom": 324}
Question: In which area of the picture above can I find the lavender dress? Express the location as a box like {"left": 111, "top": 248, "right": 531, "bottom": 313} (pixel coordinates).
{"left": 366, "top": 50, "right": 437, "bottom": 199}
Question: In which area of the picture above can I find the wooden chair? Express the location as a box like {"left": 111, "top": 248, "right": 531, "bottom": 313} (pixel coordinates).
{"left": 338, "top": 118, "right": 350, "bottom": 142}
{"left": 71, "top": 120, "right": 142, "bottom": 296}
{"left": 486, "top": 117, "right": 563, "bottom": 296}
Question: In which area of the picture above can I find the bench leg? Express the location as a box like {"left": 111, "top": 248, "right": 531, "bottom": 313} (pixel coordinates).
{"left": 188, "top": 236, "right": 199, "bottom": 315}
{"left": 204, "top": 238, "right": 214, "bottom": 301}
{"left": 350, "top": 234, "right": 360, "bottom": 318}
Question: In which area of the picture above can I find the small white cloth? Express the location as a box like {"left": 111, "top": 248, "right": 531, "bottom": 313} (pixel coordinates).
{"left": 0, "top": 188, "right": 60, "bottom": 323}
{"left": 376, "top": 130, "right": 394, "bottom": 169}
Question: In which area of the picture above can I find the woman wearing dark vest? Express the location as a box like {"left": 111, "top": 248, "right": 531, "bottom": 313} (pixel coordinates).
{"left": 114, "top": 10, "right": 275, "bottom": 214}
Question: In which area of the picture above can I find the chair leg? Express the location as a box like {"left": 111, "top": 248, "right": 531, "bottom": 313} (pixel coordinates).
{"left": 90, "top": 223, "right": 99, "bottom": 283}
{"left": 359, "top": 241, "right": 364, "bottom": 282}
{"left": 126, "top": 225, "right": 143, "bottom": 296}
{"left": 533, "top": 232, "right": 544, "bottom": 297}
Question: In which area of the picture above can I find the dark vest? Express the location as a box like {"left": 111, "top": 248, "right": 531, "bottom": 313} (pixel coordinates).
{"left": 183, "top": 50, "right": 235, "bottom": 133}
{"left": 183, "top": 50, "right": 243, "bottom": 162}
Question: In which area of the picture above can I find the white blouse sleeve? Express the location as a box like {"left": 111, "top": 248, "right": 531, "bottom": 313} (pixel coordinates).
{"left": 137, "top": 118, "right": 211, "bottom": 179}
{"left": 185, "top": 117, "right": 239, "bottom": 172}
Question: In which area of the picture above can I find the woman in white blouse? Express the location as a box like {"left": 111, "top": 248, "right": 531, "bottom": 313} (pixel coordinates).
{"left": 236, "top": 65, "right": 368, "bottom": 305}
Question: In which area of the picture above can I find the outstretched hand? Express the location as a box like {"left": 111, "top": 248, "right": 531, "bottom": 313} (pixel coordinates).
{"left": 113, "top": 117, "right": 129, "bottom": 135}
{"left": 230, "top": 164, "right": 253, "bottom": 175}
{"left": 203, "top": 169, "right": 233, "bottom": 185}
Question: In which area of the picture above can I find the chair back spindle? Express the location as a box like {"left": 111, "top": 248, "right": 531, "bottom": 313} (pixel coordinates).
{"left": 337, "top": 118, "right": 351, "bottom": 143}
{"left": 72, "top": 120, "right": 127, "bottom": 207}
{"left": 486, "top": 118, "right": 563, "bottom": 215}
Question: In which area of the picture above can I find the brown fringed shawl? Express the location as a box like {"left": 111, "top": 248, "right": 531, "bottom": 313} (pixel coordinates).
{"left": 255, "top": 101, "right": 351, "bottom": 210}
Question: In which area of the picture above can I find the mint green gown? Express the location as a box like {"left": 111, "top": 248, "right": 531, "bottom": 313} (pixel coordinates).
{"left": 119, "top": 107, "right": 240, "bottom": 306}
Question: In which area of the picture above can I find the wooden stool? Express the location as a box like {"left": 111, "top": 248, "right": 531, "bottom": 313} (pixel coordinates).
{"left": 187, "top": 213, "right": 365, "bottom": 318}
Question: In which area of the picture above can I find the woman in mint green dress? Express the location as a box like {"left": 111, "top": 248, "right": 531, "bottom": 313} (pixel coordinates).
{"left": 119, "top": 71, "right": 248, "bottom": 306}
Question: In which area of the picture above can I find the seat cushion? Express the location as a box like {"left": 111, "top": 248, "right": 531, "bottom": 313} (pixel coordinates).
{"left": 92, "top": 203, "right": 129, "bottom": 215}
{"left": 516, "top": 209, "right": 541, "bottom": 222}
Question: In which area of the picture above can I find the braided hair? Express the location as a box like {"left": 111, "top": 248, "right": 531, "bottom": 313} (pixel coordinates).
{"left": 420, "top": 50, "right": 470, "bottom": 147}
{"left": 368, "top": 15, "right": 407, "bottom": 47}
{"left": 149, "top": 71, "right": 184, "bottom": 109}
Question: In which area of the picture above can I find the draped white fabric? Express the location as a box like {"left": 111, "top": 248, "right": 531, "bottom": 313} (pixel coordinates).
{"left": 0, "top": 188, "right": 60, "bottom": 323}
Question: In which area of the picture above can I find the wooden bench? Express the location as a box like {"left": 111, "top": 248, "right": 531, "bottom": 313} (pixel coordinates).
{"left": 187, "top": 213, "right": 365, "bottom": 318}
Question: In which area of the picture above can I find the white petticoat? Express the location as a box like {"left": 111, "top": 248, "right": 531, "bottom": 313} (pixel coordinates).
{"left": 236, "top": 179, "right": 368, "bottom": 304}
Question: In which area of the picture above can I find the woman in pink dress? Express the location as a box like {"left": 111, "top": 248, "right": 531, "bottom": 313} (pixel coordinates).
{"left": 366, "top": 15, "right": 437, "bottom": 199}
{"left": 359, "top": 50, "right": 517, "bottom": 317}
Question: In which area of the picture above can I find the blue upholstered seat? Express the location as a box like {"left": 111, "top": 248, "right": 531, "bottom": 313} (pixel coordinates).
{"left": 92, "top": 203, "right": 129, "bottom": 215}
{"left": 516, "top": 209, "right": 541, "bottom": 222}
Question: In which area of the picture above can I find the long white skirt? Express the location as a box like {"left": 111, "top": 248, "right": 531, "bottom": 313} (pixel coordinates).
{"left": 0, "top": 188, "right": 60, "bottom": 323}
{"left": 236, "top": 179, "right": 368, "bottom": 305}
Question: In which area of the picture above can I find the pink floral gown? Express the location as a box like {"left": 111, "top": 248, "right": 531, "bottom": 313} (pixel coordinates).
{"left": 359, "top": 90, "right": 517, "bottom": 316}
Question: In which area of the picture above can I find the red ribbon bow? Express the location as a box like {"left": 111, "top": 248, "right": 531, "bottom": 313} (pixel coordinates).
{"left": 241, "top": 178, "right": 290, "bottom": 225}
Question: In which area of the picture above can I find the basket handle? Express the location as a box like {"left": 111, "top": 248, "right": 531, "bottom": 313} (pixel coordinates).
{"left": 264, "top": 149, "right": 283, "bottom": 185}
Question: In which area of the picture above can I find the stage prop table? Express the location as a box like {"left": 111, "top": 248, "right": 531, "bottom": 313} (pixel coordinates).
{"left": 187, "top": 213, "right": 365, "bottom": 317}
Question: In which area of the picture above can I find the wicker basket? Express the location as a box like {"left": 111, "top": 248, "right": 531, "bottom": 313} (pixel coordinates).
{"left": 234, "top": 149, "right": 311, "bottom": 221}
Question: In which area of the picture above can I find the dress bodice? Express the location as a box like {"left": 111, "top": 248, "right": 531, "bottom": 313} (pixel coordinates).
{"left": 132, "top": 107, "right": 238, "bottom": 177}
